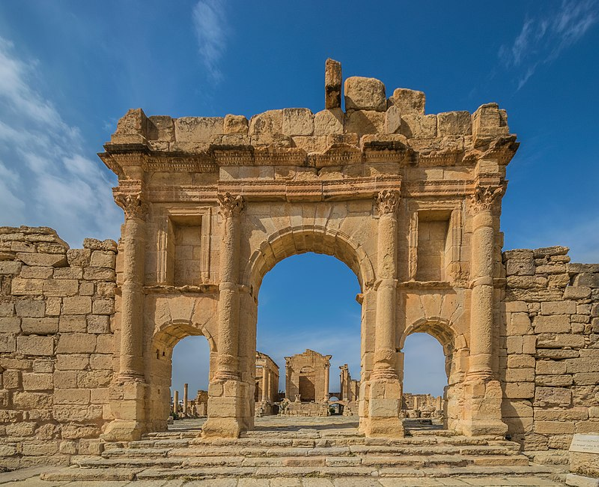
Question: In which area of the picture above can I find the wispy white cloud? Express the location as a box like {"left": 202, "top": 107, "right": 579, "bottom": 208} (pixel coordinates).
{"left": 499, "top": 0, "right": 599, "bottom": 89}
{"left": 0, "top": 37, "right": 120, "bottom": 246}
{"left": 192, "top": 0, "right": 228, "bottom": 82}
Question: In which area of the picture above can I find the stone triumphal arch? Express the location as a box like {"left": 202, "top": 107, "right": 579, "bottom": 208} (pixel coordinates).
{"left": 99, "top": 59, "right": 517, "bottom": 441}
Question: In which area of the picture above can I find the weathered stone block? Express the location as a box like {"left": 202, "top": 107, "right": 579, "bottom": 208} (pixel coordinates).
{"left": 13, "top": 391, "right": 52, "bottom": 409}
{"left": 223, "top": 114, "right": 248, "bottom": 135}
{"left": 54, "top": 388, "right": 90, "bottom": 405}
{"left": 92, "top": 298, "right": 114, "bottom": 315}
{"left": 22, "top": 372, "right": 53, "bottom": 391}
{"left": 0, "top": 261, "right": 22, "bottom": 275}
{"left": 56, "top": 354, "right": 89, "bottom": 370}
{"left": 504, "top": 382, "right": 534, "bottom": 399}
{"left": 21, "top": 317, "right": 58, "bottom": 335}
{"left": 15, "top": 299, "right": 45, "bottom": 318}
{"left": 384, "top": 105, "right": 401, "bottom": 134}
{"left": 17, "top": 336, "right": 54, "bottom": 356}
{"left": 388, "top": 88, "right": 425, "bottom": 114}
{"left": 0, "top": 334, "right": 16, "bottom": 352}
{"left": 56, "top": 334, "right": 96, "bottom": 354}
{"left": 42, "top": 279, "right": 79, "bottom": 297}
{"left": 400, "top": 114, "right": 437, "bottom": 138}
{"left": 87, "top": 315, "right": 110, "bottom": 334}
{"left": 472, "top": 103, "right": 509, "bottom": 138}
{"left": 59, "top": 315, "right": 87, "bottom": 333}
{"left": 437, "top": 111, "right": 471, "bottom": 136}
{"left": 541, "top": 300, "right": 577, "bottom": 315}
{"left": 536, "top": 334, "right": 585, "bottom": 349}
{"left": 344, "top": 110, "right": 385, "bottom": 136}
{"left": 62, "top": 296, "right": 92, "bottom": 315}
{"left": 344, "top": 77, "right": 386, "bottom": 111}
{"left": 0, "top": 317, "right": 21, "bottom": 333}
{"left": 508, "top": 313, "right": 532, "bottom": 335}
{"left": 536, "top": 360, "right": 567, "bottom": 375}
{"left": 66, "top": 249, "right": 91, "bottom": 267}
{"left": 535, "top": 420, "right": 575, "bottom": 434}
{"left": 175, "top": 117, "right": 223, "bottom": 143}
{"left": 313, "top": 108, "right": 344, "bottom": 135}
{"left": 16, "top": 252, "right": 66, "bottom": 267}
{"left": 507, "top": 354, "right": 535, "bottom": 369}
{"left": 573, "top": 373, "right": 599, "bottom": 385}
{"left": 534, "top": 387, "right": 571, "bottom": 407}
{"left": 83, "top": 267, "right": 115, "bottom": 281}
{"left": 20, "top": 266, "right": 53, "bottom": 279}
{"left": 565, "top": 286, "right": 592, "bottom": 300}
{"left": 282, "top": 108, "right": 313, "bottom": 136}
{"left": 535, "top": 374, "right": 573, "bottom": 387}
{"left": 534, "top": 315, "right": 571, "bottom": 333}
{"left": 505, "top": 368, "right": 535, "bottom": 382}
{"left": 90, "top": 250, "right": 116, "bottom": 268}
{"left": 249, "top": 110, "right": 283, "bottom": 136}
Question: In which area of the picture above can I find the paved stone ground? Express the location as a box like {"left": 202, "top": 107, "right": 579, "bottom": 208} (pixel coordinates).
{"left": 0, "top": 417, "right": 567, "bottom": 486}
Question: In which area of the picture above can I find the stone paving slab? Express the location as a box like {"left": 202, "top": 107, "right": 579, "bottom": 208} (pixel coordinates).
{"left": 0, "top": 475, "right": 568, "bottom": 486}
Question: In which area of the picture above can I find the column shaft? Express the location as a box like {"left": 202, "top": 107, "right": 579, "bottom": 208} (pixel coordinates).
{"left": 262, "top": 368, "right": 268, "bottom": 402}
{"left": 119, "top": 215, "right": 146, "bottom": 378}
{"left": 468, "top": 210, "right": 495, "bottom": 378}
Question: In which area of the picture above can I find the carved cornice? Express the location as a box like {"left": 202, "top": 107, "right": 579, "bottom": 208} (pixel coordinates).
{"left": 469, "top": 184, "right": 505, "bottom": 214}
{"left": 114, "top": 190, "right": 149, "bottom": 220}
{"left": 217, "top": 192, "right": 245, "bottom": 218}
{"left": 375, "top": 189, "right": 401, "bottom": 216}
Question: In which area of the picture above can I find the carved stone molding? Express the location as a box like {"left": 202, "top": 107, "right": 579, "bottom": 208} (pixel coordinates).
{"left": 217, "top": 192, "right": 245, "bottom": 219}
{"left": 114, "top": 192, "right": 148, "bottom": 220}
{"left": 469, "top": 185, "right": 504, "bottom": 214}
{"left": 375, "top": 189, "right": 401, "bottom": 216}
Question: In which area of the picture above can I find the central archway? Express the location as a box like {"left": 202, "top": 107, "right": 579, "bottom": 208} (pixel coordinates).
{"left": 240, "top": 224, "right": 377, "bottom": 428}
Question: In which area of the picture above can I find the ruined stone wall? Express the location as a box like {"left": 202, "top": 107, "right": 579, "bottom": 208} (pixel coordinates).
{"left": 501, "top": 246, "right": 599, "bottom": 456}
{"left": 0, "top": 227, "right": 117, "bottom": 469}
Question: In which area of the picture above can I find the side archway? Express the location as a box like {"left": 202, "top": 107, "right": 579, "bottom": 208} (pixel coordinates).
{"left": 399, "top": 318, "right": 467, "bottom": 432}
{"left": 146, "top": 319, "right": 216, "bottom": 432}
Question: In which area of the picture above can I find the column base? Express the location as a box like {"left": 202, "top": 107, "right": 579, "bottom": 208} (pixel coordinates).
{"left": 101, "top": 419, "right": 145, "bottom": 442}
{"left": 461, "top": 378, "right": 507, "bottom": 437}
{"left": 102, "top": 378, "right": 148, "bottom": 441}
{"left": 363, "top": 378, "right": 404, "bottom": 438}
{"left": 200, "top": 379, "right": 250, "bottom": 439}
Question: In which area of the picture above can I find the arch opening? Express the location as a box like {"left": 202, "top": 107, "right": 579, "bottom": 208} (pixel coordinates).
{"left": 400, "top": 322, "right": 458, "bottom": 431}
{"left": 146, "top": 322, "right": 213, "bottom": 432}
{"left": 254, "top": 251, "right": 362, "bottom": 419}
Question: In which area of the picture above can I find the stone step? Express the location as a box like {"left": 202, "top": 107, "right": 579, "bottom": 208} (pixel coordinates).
{"left": 80, "top": 452, "right": 531, "bottom": 470}
{"left": 102, "top": 442, "right": 520, "bottom": 461}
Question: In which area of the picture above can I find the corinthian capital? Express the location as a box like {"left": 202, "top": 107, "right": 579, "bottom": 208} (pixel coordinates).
{"left": 114, "top": 191, "right": 148, "bottom": 220}
{"left": 217, "top": 192, "right": 245, "bottom": 218}
{"left": 469, "top": 184, "right": 504, "bottom": 214}
{"left": 375, "top": 189, "right": 400, "bottom": 216}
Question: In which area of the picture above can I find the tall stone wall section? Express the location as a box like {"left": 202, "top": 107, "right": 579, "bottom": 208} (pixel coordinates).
{"left": 0, "top": 227, "right": 117, "bottom": 470}
{"left": 501, "top": 246, "right": 599, "bottom": 461}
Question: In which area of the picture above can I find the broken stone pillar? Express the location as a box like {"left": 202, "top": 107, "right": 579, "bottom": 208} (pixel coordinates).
{"left": 462, "top": 179, "right": 508, "bottom": 436}
{"left": 323, "top": 363, "right": 330, "bottom": 402}
{"left": 262, "top": 368, "right": 268, "bottom": 403}
{"left": 366, "top": 189, "right": 404, "bottom": 437}
{"left": 325, "top": 58, "right": 342, "bottom": 109}
{"left": 183, "top": 383, "right": 189, "bottom": 415}
{"left": 173, "top": 390, "right": 179, "bottom": 415}
{"left": 202, "top": 193, "right": 247, "bottom": 438}
{"left": 103, "top": 187, "right": 149, "bottom": 441}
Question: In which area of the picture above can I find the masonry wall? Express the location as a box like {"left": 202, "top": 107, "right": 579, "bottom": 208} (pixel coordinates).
{"left": 0, "top": 227, "right": 117, "bottom": 470}
{"left": 501, "top": 246, "right": 599, "bottom": 461}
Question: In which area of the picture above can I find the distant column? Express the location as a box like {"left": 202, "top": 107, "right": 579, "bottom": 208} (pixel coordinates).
{"left": 183, "top": 383, "right": 189, "bottom": 415}
{"left": 262, "top": 368, "right": 268, "bottom": 402}
{"left": 173, "top": 390, "right": 179, "bottom": 415}
{"left": 323, "top": 364, "right": 330, "bottom": 402}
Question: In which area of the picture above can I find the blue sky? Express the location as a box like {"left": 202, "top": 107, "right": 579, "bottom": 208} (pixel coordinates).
{"left": 0, "top": 1, "right": 597, "bottom": 398}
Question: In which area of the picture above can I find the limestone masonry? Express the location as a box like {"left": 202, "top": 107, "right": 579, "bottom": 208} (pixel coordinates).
{"left": 0, "top": 59, "right": 598, "bottom": 478}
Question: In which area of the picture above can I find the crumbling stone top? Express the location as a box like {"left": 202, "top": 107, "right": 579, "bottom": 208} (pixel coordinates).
{"left": 102, "top": 60, "right": 518, "bottom": 174}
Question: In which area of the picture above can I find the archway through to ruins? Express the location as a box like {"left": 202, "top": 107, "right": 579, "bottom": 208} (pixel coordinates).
{"left": 147, "top": 321, "right": 215, "bottom": 432}
{"left": 399, "top": 319, "right": 465, "bottom": 432}
{"left": 251, "top": 228, "right": 365, "bottom": 420}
